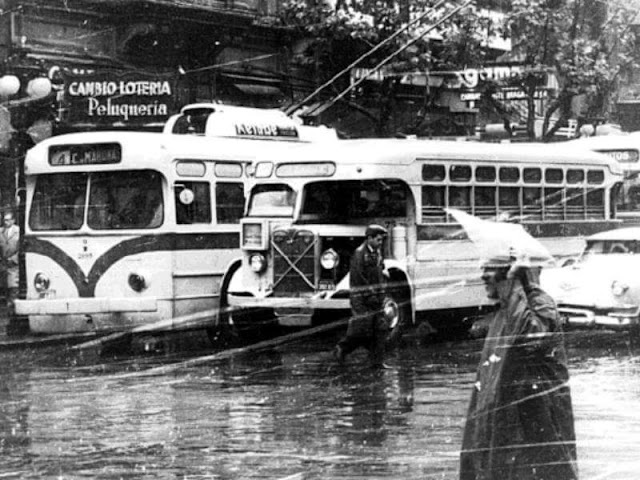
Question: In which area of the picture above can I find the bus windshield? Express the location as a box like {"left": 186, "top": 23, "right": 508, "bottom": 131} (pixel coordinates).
{"left": 29, "top": 170, "right": 164, "bottom": 231}
{"left": 88, "top": 171, "right": 163, "bottom": 230}
{"left": 299, "top": 179, "right": 409, "bottom": 223}
{"left": 247, "top": 184, "right": 296, "bottom": 217}
{"left": 30, "top": 173, "right": 87, "bottom": 231}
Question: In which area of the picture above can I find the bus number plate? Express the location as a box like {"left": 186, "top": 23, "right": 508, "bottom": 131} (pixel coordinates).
{"left": 318, "top": 280, "right": 335, "bottom": 291}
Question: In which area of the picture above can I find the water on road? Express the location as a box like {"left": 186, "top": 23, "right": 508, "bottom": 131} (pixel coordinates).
{"left": 1, "top": 330, "right": 639, "bottom": 479}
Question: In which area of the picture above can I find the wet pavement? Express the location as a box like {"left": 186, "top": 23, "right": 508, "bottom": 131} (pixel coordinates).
{"left": 1, "top": 324, "right": 640, "bottom": 479}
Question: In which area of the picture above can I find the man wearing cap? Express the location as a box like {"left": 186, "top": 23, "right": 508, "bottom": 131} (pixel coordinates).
{"left": 460, "top": 253, "right": 578, "bottom": 480}
{"left": 334, "top": 224, "right": 389, "bottom": 368}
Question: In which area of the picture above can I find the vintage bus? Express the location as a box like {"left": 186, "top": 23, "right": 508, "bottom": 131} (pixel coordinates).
{"left": 221, "top": 139, "right": 624, "bottom": 337}
{"left": 566, "top": 133, "right": 640, "bottom": 223}
{"left": 15, "top": 104, "right": 336, "bottom": 335}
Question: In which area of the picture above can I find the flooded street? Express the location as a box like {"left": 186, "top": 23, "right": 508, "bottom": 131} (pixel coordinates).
{"left": 1, "top": 330, "right": 639, "bottom": 479}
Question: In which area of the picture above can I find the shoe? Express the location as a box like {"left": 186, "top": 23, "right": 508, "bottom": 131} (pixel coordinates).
{"left": 333, "top": 345, "right": 345, "bottom": 364}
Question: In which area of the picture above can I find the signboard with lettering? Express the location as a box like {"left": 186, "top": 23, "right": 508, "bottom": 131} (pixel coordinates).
{"left": 598, "top": 149, "right": 640, "bottom": 163}
{"left": 234, "top": 123, "right": 298, "bottom": 138}
{"left": 49, "top": 143, "right": 121, "bottom": 166}
{"left": 63, "top": 72, "right": 177, "bottom": 126}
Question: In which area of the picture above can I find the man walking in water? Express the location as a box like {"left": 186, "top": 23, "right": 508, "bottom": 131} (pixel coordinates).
{"left": 335, "top": 224, "right": 389, "bottom": 368}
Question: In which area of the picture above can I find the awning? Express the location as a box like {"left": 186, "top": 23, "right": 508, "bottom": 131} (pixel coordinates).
{"left": 234, "top": 83, "right": 283, "bottom": 97}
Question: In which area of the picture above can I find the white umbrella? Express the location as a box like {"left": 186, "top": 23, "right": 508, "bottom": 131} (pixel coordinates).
{"left": 445, "top": 208, "right": 555, "bottom": 267}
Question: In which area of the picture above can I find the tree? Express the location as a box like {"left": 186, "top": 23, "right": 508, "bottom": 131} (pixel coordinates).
{"left": 278, "top": 0, "right": 498, "bottom": 135}
{"left": 502, "top": 0, "right": 640, "bottom": 140}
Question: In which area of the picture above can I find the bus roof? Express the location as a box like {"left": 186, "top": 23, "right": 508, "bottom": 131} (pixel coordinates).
{"left": 163, "top": 103, "right": 339, "bottom": 142}
{"left": 271, "top": 138, "right": 623, "bottom": 170}
{"left": 24, "top": 130, "right": 315, "bottom": 175}
{"left": 565, "top": 134, "right": 640, "bottom": 169}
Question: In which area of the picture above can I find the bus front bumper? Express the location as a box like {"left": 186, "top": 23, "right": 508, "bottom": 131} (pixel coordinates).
{"left": 15, "top": 297, "right": 158, "bottom": 315}
{"left": 228, "top": 293, "right": 350, "bottom": 327}
{"left": 227, "top": 293, "right": 350, "bottom": 310}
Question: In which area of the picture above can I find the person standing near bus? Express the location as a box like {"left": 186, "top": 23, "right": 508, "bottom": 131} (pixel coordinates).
{"left": 0, "top": 211, "right": 20, "bottom": 311}
{"left": 334, "top": 224, "right": 389, "bottom": 368}
{"left": 459, "top": 253, "right": 578, "bottom": 480}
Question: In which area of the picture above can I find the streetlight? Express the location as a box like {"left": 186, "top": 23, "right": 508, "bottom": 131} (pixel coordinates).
{"left": 0, "top": 74, "right": 53, "bottom": 99}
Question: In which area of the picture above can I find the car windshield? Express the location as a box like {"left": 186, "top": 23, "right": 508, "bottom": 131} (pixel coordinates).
{"left": 584, "top": 240, "right": 640, "bottom": 255}
{"left": 247, "top": 184, "right": 296, "bottom": 217}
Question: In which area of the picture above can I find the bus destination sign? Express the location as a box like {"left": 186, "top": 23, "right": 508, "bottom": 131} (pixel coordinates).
{"left": 599, "top": 149, "right": 640, "bottom": 163}
{"left": 49, "top": 143, "right": 122, "bottom": 166}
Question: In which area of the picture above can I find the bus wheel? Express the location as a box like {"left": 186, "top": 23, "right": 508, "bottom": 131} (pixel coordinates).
{"left": 383, "top": 283, "right": 411, "bottom": 347}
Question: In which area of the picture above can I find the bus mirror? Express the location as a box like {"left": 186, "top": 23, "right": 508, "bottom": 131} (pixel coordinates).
{"left": 179, "top": 188, "right": 195, "bottom": 205}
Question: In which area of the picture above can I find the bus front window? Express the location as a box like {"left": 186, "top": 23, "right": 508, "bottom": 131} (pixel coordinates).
{"left": 30, "top": 173, "right": 87, "bottom": 231}
{"left": 247, "top": 184, "right": 296, "bottom": 217}
{"left": 88, "top": 170, "right": 163, "bottom": 230}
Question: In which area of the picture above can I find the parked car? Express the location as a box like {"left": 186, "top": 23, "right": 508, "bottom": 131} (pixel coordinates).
{"left": 541, "top": 227, "right": 640, "bottom": 330}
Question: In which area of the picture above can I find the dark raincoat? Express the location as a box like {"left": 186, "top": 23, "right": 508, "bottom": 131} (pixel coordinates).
{"left": 338, "top": 241, "right": 387, "bottom": 361}
{"left": 460, "top": 280, "right": 578, "bottom": 480}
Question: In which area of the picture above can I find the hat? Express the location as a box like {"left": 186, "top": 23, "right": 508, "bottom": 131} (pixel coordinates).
{"left": 365, "top": 224, "right": 388, "bottom": 237}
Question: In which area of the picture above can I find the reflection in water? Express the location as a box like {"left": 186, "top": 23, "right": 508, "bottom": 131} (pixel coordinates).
{"left": 0, "top": 332, "right": 638, "bottom": 478}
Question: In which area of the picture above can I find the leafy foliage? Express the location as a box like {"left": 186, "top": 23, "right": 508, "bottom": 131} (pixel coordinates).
{"left": 504, "top": 0, "right": 640, "bottom": 139}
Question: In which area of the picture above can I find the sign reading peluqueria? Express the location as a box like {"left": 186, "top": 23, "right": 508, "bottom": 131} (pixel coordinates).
{"left": 63, "top": 72, "right": 177, "bottom": 125}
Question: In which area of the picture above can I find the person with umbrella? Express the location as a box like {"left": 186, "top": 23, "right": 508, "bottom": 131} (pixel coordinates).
{"left": 448, "top": 210, "right": 578, "bottom": 480}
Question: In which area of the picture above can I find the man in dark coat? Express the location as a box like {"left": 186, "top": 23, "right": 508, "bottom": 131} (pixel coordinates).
{"left": 460, "top": 255, "right": 578, "bottom": 480}
{"left": 335, "top": 224, "right": 388, "bottom": 367}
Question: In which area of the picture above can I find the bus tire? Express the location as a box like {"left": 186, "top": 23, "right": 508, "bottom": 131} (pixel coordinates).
{"left": 383, "top": 280, "right": 411, "bottom": 348}
{"left": 206, "top": 260, "right": 241, "bottom": 346}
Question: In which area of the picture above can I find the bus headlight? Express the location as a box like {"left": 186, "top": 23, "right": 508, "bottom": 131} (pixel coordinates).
{"left": 249, "top": 253, "right": 267, "bottom": 273}
{"left": 612, "top": 280, "right": 629, "bottom": 297}
{"left": 34, "top": 272, "right": 50, "bottom": 292}
{"left": 128, "top": 273, "right": 148, "bottom": 292}
{"left": 320, "top": 248, "right": 339, "bottom": 270}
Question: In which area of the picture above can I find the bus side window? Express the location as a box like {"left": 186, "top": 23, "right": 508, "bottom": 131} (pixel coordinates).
{"left": 175, "top": 182, "right": 212, "bottom": 224}
{"left": 474, "top": 187, "right": 496, "bottom": 218}
{"left": 449, "top": 187, "right": 471, "bottom": 211}
{"left": 586, "top": 188, "right": 605, "bottom": 219}
{"left": 216, "top": 182, "right": 245, "bottom": 224}
{"left": 421, "top": 185, "right": 446, "bottom": 222}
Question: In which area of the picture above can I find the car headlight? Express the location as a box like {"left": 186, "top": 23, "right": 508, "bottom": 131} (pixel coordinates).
{"left": 320, "top": 249, "right": 339, "bottom": 270}
{"left": 249, "top": 253, "right": 267, "bottom": 273}
{"left": 128, "top": 273, "right": 148, "bottom": 292}
{"left": 611, "top": 280, "right": 629, "bottom": 297}
{"left": 34, "top": 272, "right": 50, "bottom": 293}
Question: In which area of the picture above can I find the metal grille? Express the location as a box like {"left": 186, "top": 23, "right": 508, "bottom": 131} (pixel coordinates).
{"left": 272, "top": 230, "right": 316, "bottom": 297}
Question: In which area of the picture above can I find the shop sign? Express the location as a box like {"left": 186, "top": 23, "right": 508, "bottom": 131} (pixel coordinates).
{"left": 64, "top": 72, "right": 176, "bottom": 125}
{"left": 460, "top": 88, "right": 549, "bottom": 103}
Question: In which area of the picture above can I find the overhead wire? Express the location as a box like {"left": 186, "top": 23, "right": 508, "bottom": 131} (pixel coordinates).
{"left": 304, "top": 0, "right": 474, "bottom": 117}
{"left": 284, "top": 0, "right": 449, "bottom": 115}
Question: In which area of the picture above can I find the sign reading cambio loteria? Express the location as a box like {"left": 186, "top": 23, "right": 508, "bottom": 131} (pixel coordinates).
{"left": 65, "top": 72, "right": 175, "bottom": 125}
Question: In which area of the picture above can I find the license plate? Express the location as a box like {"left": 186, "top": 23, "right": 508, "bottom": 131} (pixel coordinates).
{"left": 318, "top": 280, "right": 335, "bottom": 291}
{"left": 40, "top": 289, "right": 57, "bottom": 299}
